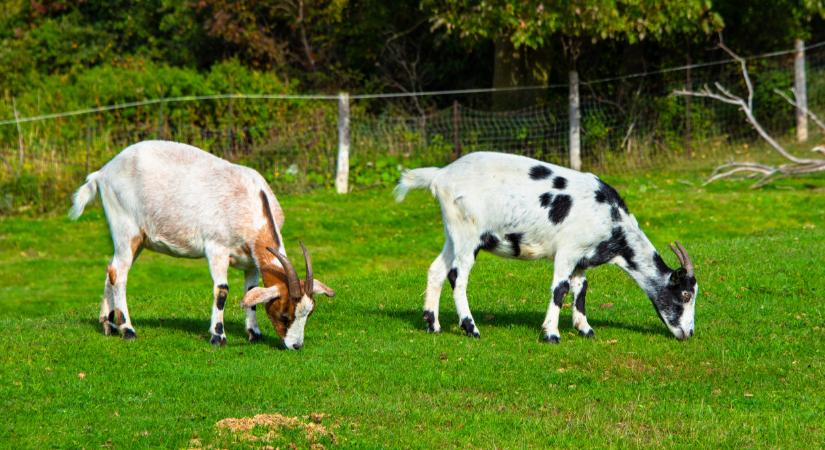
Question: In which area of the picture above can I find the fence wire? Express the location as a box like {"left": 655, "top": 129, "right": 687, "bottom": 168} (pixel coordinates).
{"left": 2, "top": 42, "right": 824, "bottom": 212}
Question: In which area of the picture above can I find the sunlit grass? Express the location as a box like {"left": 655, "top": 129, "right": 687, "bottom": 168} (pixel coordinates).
{"left": 1, "top": 168, "right": 823, "bottom": 447}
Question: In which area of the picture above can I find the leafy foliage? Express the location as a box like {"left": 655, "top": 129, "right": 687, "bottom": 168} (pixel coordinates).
{"left": 427, "top": 0, "right": 722, "bottom": 57}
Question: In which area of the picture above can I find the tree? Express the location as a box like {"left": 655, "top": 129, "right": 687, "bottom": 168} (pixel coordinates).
{"left": 427, "top": 0, "right": 721, "bottom": 108}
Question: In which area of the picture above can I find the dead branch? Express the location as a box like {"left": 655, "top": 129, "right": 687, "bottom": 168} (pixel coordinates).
{"left": 672, "top": 42, "right": 825, "bottom": 188}
{"left": 774, "top": 88, "right": 825, "bottom": 133}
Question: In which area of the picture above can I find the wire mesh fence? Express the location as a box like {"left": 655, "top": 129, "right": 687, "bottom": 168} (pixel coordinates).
{"left": 2, "top": 42, "right": 824, "bottom": 213}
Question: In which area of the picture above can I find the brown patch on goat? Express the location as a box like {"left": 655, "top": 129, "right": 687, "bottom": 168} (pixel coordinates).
{"left": 107, "top": 265, "right": 117, "bottom": 285}
{"left": 114, "top": 308, "right": 125, "bottom": 326}
{"left": 251, "top": 226, "right": 298, "bottom": 338}
{"left": 130, "top": 234, "right": 144, "bottom": 259}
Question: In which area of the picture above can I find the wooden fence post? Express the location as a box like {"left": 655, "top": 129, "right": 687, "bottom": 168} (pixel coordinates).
{"left": 12, "top": 97, "right": 24, "bottom": 173}
{"left": 685, "top": 50, "right": 693, "bottom": 158}
{"left": 335, "top": 92, "right": 350, "bottom": 194}
{"left": 568, "top": 70, "right": 582, "bottom": 170}
{"left": 795, "top": 39, "right": 808, "bottom": 143}
{"left": 85, "top": 125, "right": 92, "bottom": 175}
{"left": 452, "top": 100, "right": 461, "bottom": 160}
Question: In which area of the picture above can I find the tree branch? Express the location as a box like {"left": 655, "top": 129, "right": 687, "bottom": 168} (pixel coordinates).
{"left": 774, "top": 88, "right": 825, "bottom": 133}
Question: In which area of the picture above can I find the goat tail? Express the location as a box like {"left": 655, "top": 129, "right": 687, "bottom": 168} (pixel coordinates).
{"left": 394, "top": 167, "right": 440, "bottom": 202}
{"left": 68, "top": 171, "right": 100, "bottom": 220}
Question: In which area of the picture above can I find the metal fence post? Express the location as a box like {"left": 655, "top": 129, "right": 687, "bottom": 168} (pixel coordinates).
{"left": 568, "top": 70, "right": 582, "bottom": 170}
{"left": 795, "top": 39, "right": 808, "bottom": 143}
{"left": 335, "top": 92, "right": 350, "bottom": 194}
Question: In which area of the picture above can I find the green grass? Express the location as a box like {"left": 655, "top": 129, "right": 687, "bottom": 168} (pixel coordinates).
{"left": 1, "top": 169, "right": 824, "bottom": 448}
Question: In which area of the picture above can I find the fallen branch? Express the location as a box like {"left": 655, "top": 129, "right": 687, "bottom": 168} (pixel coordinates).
{"left": 673, "top": 40, "right": 825, "bottom": 188}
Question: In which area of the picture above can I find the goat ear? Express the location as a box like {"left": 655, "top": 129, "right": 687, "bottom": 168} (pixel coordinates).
{"left": 669, "top": 268, "right": 687, "bottom": 287}
{"left": 310, "top": 279, "right": 335, "bottom": 298}
{"left": 240, "top": 286, "right": 282, "bottom": 307}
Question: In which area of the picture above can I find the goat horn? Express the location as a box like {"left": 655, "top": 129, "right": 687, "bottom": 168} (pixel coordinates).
{"left": 669, "top": 242, "right": 685, "bottom": 268}
{"left": 674, "top": 241, "right": 694, "bottom": 277}
{"left": 300, "top": 241, "right": 313, "bottom": 297}
{"left": 267, "top": 246, "right": 302, "bottom": 300}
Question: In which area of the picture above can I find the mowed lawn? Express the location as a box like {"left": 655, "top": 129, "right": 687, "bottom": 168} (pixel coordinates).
{"left": 1, "top": 169, "right": 824, "bottom": 448}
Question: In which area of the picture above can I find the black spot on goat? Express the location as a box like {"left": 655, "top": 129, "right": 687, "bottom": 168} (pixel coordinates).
{"left": 504, "top": 233, "right": 523, "bottom": 257}
{"left": 576, "top": 227, "right": 637, "bottom": 271}
{"left": 529, "top": 165, "right": 552, "bottom": 180}
{"left": 216, "top": 284, "right": 228, "bottom": 310}
{"left": 447, "top": 268, "right": 458, "bottom": 289}
{"left": 594, "top": 179, "right": 629, "bottom": 213}
{"left": 553, "top": 280, "right": 570, "bottom": 307}
{"left": 539, "top": 192, "right": 553, "bottom": 208}
{"left": 549, "top": 195, "right": 573, "bottom": 224}
{"left": 475, "top": 232, "right": 500, "bottom": 257}
{"left": 574, "top": 280, "right": 588, "bottom": 315}
{"left": 553, "top": 177, "right": 567, "bottom": 190}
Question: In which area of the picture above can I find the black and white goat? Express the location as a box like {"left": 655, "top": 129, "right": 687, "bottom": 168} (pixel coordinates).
{"left": 395, "top": 151, "right": 697, "bottom": 343}
{"left": 69, "top": 140, "right": 334, "bottom": 349}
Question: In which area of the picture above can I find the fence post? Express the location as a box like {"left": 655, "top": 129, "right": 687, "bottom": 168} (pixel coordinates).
{"left": 335, "top": 92, "right": 350, "bottom": 194}
{"left": 12, "top": 97, "right": 24, "bottom": 173}
{"left": 684, "top": 50, "right": 693, "bottom": 158}
{"left": 568, "top": 70, "right": 582, "bottom": 170}
{"left": 794, "top": 38, "right": 808, "bottom": 143}
{"left": 452, "top": 100, "right": 461, "bottom": 160}
{"left": 85, "top": 125, "right": 92, "bottom": 175}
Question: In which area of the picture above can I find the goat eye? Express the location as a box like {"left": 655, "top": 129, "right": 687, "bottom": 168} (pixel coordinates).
{"left": 279, "top": 313, "right": 290, "bottom": 322}
{"left": 681, "top": 291, "right": 692, "bottom": 303}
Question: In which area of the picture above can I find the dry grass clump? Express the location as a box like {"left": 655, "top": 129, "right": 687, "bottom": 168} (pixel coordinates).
{"left": 212, "top": 412, "right": 336, "bottom": 449}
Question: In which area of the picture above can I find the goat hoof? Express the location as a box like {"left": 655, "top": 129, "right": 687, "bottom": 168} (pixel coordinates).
{"left": 101, "top": 312, "right": 118, "bottom": 336}
{"left": 579, "top": 329, "right": 595, "bottom": 338}
{"left": 122, "top": 328, "right": 137, "bottom": 340}
{"left": 423, "top": 310, "right": 440, "bottom": 333}
{"left": 460, "top": 318, "right": 480, "bottom": 338}
{"left": 247, "top": 329, "right": 263, "bottom": 343}
{"left": 101, "top": 320, "right": 116, "bottom": 336}
{"left": 210, "top": 334, "right": 227, "bottom": 346}
{"left": 541, "top": 334, "right": 560, "bottom": 344}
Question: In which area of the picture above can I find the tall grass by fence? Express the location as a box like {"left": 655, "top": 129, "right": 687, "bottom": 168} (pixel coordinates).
{"left": 2, "top": 43, "right": 825, "bottom": 214}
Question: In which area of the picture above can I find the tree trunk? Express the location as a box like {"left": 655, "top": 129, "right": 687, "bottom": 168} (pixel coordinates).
{"left": 492, "top": 37, "right": 550, "bottom": 110}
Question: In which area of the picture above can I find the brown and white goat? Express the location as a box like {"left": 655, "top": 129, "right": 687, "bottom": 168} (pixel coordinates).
{"left": 69, "top": 140, "right": 334, "bottom": 349}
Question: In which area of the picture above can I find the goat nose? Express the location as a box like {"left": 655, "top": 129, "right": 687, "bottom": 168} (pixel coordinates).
{"left": 292, "top": 342, "right": 303, "bottom": 350}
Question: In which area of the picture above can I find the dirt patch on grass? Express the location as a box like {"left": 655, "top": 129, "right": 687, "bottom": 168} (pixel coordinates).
{"left": 213, "top": 413, "right": 337, "bottom": 449}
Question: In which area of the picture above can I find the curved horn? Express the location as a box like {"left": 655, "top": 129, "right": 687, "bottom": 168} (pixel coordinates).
{"left": 669, "top": 242, "right": 685, "bottom": 268}
{"left": 267, "top": 246, "right": 302, "bottom": 300}
{"left": 674, "top": 241, "right": 694, "bottom": 277}
{"left": 260, "top": 191, "right": 281, "bottom": 247}
{"left": 300, "top": 242, "right": 314, "bottom": 297}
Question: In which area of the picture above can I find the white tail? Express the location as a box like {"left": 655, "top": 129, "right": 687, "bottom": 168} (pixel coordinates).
{"left": 68, "top": 172, "right": 100, "bottom": 220}
{"left": 394, "top": 167, "right": 440, "bottom": 202}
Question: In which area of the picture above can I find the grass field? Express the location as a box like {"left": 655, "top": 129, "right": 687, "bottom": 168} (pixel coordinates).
{"left": 1, "top": 168, "right": 824, "bottom": 448}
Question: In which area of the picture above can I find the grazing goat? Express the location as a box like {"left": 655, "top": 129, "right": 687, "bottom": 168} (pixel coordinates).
{"left": 395, "top": 152, "right": 697, "bottom": 343}
{"left": 69, "top": 140, "right": 334, "bottom": 349}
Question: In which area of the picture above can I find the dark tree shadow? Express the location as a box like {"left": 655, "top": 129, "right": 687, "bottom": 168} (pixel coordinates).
{"left": 81, "top": 317, "right": 286, "bottom": 348}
